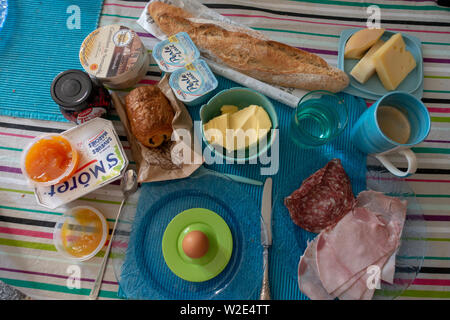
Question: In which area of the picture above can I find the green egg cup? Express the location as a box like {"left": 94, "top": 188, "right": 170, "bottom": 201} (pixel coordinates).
{"left": 162, "top": 208, "right": 233, "bottom": 282}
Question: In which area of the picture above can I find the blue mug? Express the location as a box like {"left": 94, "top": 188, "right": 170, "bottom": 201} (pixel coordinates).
{"left": 351, "top": 91, "right": 431, "bottom": 177}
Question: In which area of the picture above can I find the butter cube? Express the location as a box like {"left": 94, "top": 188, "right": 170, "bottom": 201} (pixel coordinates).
{"left": 203, "top": 113, "right": 229, "bottom": 147}
{"left": 350, "top": 39, "right": 385, "bottom": 84}
{"left": 344, "top": 28, "right": 385, "bottom": 59}
{"left": 220, "top": 105, "right": 239, "bottom": 114}
{"left": 203, "top": 105, "right": 272, "bottom": 151}
{"left": 372, "top": 33, "right": 417, "bottom": 91}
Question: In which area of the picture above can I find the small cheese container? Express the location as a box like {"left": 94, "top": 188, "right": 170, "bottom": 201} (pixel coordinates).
{"left": 152, "top": 32, "right": 200, "bottom": 73}
{"left": 53, "top": 206, "right": 108, "bottom": 262}
{"left": 169, "top": 59, "right": 218, "bottom": 106}
{"left": 79, "top": 25, "right": 149, "bottom": 89}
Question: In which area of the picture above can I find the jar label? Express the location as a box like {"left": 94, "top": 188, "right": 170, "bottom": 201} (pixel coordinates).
{"left": 79, "top": 25, "right": 145, "bottom": 79}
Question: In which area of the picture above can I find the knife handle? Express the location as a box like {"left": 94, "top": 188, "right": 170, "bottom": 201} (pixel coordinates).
{"left": 260, "top": 246, "right": 271, "bottom": 300}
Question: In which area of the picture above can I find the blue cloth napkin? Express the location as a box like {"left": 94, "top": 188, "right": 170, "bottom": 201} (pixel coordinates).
{"left": 0, "top": 0, "right": 104, "bottom": 121}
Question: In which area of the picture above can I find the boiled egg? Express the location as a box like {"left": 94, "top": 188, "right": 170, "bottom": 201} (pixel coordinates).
{"left": 182, "top": 230, "right": 209, "bottom": 259}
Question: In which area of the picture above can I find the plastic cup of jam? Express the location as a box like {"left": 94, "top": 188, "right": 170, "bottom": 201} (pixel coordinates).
{"left": 53, "top": 206, "right": 108, "bottom": 262}
{"left": 51, "top": 69, "right": 112, "bottom": 125}
{"left": 20, "top": 134, "right": 80, "bottom": 187}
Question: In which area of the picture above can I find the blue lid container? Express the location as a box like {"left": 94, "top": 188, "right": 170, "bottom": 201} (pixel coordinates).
{"left": 152, "top": 32, "right": 200, "bottom": 73}
{"left": 169, "top": 59, "right": 218, "bottom": 107}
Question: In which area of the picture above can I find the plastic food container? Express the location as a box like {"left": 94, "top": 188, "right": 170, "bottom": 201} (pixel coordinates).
{"left": 169, "top": 59, "right": 218, "bottom": 107}
{"left": 53, "top": 206, "right": 108, "bottom": 261}
{"left": 79, "top": 25, "right": 149, "bottom": 89}
{"left": 152, "top": 32, "right": 200, "bottom": 73}
{"left": 20, "top": 134, "right": 80, "bottom": 187}
{"left": 32, "top": 118, "right": 129, "bottom": 210}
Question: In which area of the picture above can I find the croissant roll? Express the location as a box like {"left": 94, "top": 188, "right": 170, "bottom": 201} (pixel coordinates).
{"left": 125, "top": 86, "right": 175, "bottom": 148}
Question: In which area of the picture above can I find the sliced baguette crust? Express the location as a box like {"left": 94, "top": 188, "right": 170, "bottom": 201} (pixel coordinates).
{"left": 148, "top": 2, "right": 349, "bottom": 92}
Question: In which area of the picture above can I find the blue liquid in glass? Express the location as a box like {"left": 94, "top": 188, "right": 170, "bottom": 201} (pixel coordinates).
{"left": 290, "top": 98, "right": 343, "bottom": 148}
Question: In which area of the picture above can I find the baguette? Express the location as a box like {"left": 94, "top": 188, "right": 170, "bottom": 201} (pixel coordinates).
{"left": 148, "top": 1, "right": 349, "bottom": 92}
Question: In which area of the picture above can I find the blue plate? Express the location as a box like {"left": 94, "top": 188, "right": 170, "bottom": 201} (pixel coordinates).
{"left": 338, "top": 28, "right": 424, "bottom": 101}
{"left": 112, "top": 170, "right": 266, "bottom": 300}
{"left": 0, "top": 0, "right": 7, "bottom": 31}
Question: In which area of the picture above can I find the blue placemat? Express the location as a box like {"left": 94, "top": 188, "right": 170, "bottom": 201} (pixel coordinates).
{"left": 118, "top": 171, "right": 264, "bottom": 300}
{"left": 189, "top": 75, "right": 368, "bottom": 300}
{"left": 119, "top": 74, "right": 368, "bottom": 300}
{"left": 0, "top": 0, "right": 104, "bottom": 121}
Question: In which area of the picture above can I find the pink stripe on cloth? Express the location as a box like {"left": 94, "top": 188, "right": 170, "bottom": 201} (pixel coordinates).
{"left": 103, "top": 2, "right": 145, "bottom": 9}
{"left": 0, "top": 132, "right": 36, "bottom": 139}
{"left": 367, "top": 176, "right": 450, "bottom": 183}
{"left": 222, "top": 13, "right": 450, "bottom": 35}
{"left": 395, "top": 278, "right": 450, "bottom": 286}
{"left": 0, "top": 226, "right": 53, "bottom": 239}
{"left": 0, "top": 267, "right": 119, "bottom": 285}
{"left": 139, "top": 79, "right": 159, "bottom": 85}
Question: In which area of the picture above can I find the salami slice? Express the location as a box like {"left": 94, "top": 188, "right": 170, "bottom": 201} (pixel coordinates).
{"left": 284, "top": 159, "right": 354, "bottom": 233}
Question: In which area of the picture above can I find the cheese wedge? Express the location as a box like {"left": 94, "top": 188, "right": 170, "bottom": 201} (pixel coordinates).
{"left": 203, "top": 105, "right": 272, "bottom": 151}
{"left": 344, "top": 28, "right": 385, "bottom": 59}
{"left": 372, "top": 33, "right": 417, "bottom": 91}
{"left": 350, "top": 39, "right": 385, "bottom": 84}
{"left": 203, "top": 113, "right": 229, "bottom": 147}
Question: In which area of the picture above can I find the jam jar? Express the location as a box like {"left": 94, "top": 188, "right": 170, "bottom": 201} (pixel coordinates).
{"left": 51, "top": 70, "right": 112, "bottom": 125}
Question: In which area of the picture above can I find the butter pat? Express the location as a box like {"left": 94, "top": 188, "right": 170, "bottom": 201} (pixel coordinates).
{"left": 350, "top": 39, "right": 385, "bottom": 84}
{"left": 372, "top": 33, "right": 417, "bottom": 91}
{"left": 203, "top": 105, "right": 272, "bottom": 151}
{"left": 344, "top": 28, "right": 385, "bottom": 59}
{"left": 220, "top": 105, "right": 239, "bottom": 114}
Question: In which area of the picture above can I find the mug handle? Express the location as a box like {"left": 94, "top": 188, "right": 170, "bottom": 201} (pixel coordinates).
{"left": 374, "top": 149, "right": 418, "bottom": 177}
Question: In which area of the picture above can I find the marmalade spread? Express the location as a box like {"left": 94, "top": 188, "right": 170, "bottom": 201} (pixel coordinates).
{"left": 24, "top": 135, "right": 79, "bottom": 184}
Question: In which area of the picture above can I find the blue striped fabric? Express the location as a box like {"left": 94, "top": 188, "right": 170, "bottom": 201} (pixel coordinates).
{"left": 0, "top": 0, "right": 104, "bottom": 121}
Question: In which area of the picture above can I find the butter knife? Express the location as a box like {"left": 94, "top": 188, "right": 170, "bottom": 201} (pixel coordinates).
{"left": 260, "top": 177, "right": 272, "bottom": 300}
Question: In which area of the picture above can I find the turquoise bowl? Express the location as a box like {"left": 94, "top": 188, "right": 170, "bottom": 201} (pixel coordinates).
{"left": 199, "top": 87, "right": 279, "bottom": 162}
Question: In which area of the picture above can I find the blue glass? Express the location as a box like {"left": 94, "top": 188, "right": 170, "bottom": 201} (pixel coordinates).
{"left": 289, "top": 90, "right": 348, "bottom": 148}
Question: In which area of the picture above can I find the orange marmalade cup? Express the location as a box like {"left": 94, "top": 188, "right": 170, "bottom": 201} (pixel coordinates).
{"left": 20, "top": 134, "right": 80, "bottom": 187}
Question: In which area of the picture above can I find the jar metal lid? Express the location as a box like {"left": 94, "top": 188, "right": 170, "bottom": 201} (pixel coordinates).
{"left": 51, "top": 69, "right": 93, "bottom": 110}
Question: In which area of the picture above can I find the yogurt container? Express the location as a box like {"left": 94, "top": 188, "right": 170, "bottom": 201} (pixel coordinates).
{"left": 152, "top": 32, "right": 200, "bottom": 73}
{"left": 53, "top": 205, "right": 108, "bottom": 262}
{"left": 33, "top": 118, "right": 129, "bottom": 209}
{"left": 169, "top": 59, "right": 218, "bottom": 106}
{"left": 79, "top": 25, "right": 149, "bottom": 89}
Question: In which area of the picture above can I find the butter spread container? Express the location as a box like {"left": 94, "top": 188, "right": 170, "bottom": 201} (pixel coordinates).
{"left": 34, "top": 118, "right": 129, "bottom": 209}
{"left": 79, "top": 25, "right": 149, "bottom": 89}
{"left": 169, "top": 59, "right": 218, "bottom": 106}
{"left": 152, "top": 32, "right": 200, "bottom": 73}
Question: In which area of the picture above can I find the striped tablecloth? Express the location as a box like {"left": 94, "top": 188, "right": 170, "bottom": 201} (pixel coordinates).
{"left": 0, "top": 0, "right": 449, "bottom": 300}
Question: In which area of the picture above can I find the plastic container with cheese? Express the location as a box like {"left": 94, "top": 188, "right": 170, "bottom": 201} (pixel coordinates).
{"left": 79, "top": 25, "right": 149, "bottom": 89}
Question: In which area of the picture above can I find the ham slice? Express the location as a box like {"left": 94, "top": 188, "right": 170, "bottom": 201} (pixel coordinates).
{"left": 297, "top": 191, "right": 407, "bottom": 300}
{"left": 298, "top": 238, "right": 335, "bottom": 300}
{"left": 316, "top": 207, "right": 398, "bottom": 294}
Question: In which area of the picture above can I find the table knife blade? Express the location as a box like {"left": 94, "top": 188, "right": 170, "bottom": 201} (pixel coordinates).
{"left": 261, "top": 177, "right": 273, "bottom": 247}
